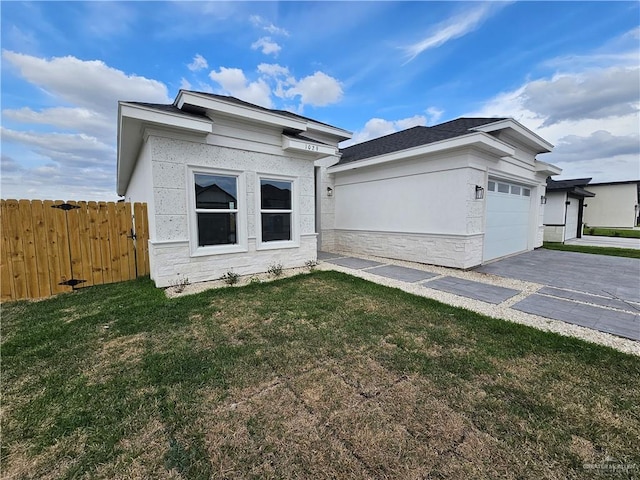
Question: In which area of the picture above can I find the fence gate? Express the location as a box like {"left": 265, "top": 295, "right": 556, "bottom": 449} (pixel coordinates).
{"left": 1, "top": 200, "right": 149, "bottom": 302}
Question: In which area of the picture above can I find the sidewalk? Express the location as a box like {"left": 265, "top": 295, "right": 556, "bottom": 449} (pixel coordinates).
{"left": 565, "top": 235, "right": 640, "bottom": 249}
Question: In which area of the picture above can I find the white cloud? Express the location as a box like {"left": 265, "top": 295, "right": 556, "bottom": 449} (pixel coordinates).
{"left": 257, "top": 63, "right": 290, "bottom": 77}
{"left": 251, "top": 37, "right": 281, "bottom": 56}
{"left": 522, "top": 68, "right": 639, "bottom": 126}
{"left": 180, "top": 77, "right": 192, "bottom": 90}
{"left": 249, "top": 15, "right": 289, "bottom": 36}
{"left": 2, "top": 50, "right": 171, "bottom": 115}
{"left": 188, "top": 53, "right": 208, "bottom": 71}
{"left": 209, "top": 67, "right": 273, "bottom": 108}
{"left": 342, "top": 115, "right": 427, "bottom": 147}
{"left": 553, "top": 130, "right": 639, "bottom": 163}
{"left": 403, "top": 3, "right": 507, "bottom": 63}
{"left": 467, "top": 65, "right": 640, "bottom": 183}
{"left": 284, "top": 71, "right": 343, "bottom": 107}
{"left": 1, "top": 127, "right": 114, "bottom": 163}
{"left": 425, "top": 107, "right": 444, "bottom": 125}
{"left": 3, "top": 107, "right": 113, "bottom": 138}
{"left": 1, "top": 51, "right": 171, "bottom": 199}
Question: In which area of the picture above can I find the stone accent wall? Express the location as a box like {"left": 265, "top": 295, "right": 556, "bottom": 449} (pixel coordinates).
{"left": 333, "top": 229, "right": 484, "bottom": 269}
{"left": 543, "top": 226, "right": 564, "bottom": 243}
{"left": 149, "top": 235, "right": 317, "bottom": 287}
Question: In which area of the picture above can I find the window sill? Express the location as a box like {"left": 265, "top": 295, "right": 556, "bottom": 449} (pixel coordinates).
{"left": 190, "top": 244, "right": 248, "bottom": 257}
{"left": 256, "top": 240, "right": 299, "bottom": 251}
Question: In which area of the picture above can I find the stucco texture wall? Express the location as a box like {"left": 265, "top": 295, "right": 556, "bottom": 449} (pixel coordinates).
{"left": 144, "top": 135, "right": 317, "bottom": 287}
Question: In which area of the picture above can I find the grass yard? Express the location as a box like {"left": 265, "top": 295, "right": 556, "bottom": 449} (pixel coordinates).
{"left": 583, "top": 228, "right": 640, "bottom": 239}
{"left": 2, "top": 272, "right": 639, "bottom": 479}
{"left": 543, "top": 241, "right": 640, "bottom": 259}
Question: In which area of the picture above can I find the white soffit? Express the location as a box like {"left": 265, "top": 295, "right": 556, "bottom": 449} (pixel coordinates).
{"left": 119, "top": 103, "right": 212, "bottom": 133}
{"left": 117, "top": 103, "right": 213, "bottom": 196}
{"left": 536, "top": 160, "right": 563, "bottom": 176}
{"left": 328, "top": 132, "right": 515, "bottom": 173}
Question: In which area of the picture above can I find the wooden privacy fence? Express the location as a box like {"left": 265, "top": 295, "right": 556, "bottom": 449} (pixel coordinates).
{"left": 1, "top": 200, "right": 149, "bottom": 302}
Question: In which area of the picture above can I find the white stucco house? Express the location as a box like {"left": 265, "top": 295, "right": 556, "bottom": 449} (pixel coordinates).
{"left": 117, "top": 91, "right": 351, "bottom": 287}
{"left": 582, "top": 180, "right": 640, "bottom": 229}
{"left": 322, "top": 118, "right": 560, "bottom": 268}
{"left": 543, "top": 178, "right": 595, "bottom": 242}
{"left": 117, "top": 91, "right": 560, "bottom": 287}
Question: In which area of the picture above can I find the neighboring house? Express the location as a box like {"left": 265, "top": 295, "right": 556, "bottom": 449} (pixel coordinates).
{"left": 117, "top": 92, "right": 560, "bottom": 287}
{"left": 323, "top": 118, "right": 559, "bottom": 269}
{"left": 117, "top": 91, "right": 351, "bottom": 287}
{"left": 581, "top": 180, "right": 640, "bottom": 228}
{"left": 543, "top": 178, "right": 595, "bottom": 242}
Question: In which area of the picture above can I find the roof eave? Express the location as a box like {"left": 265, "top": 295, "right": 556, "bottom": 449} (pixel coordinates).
{"left": 471, "top": 118, "right": 554, "bottom": 154}
{"left": 117, "top": 102, "right": 213, "bottom": 196}
{"left": 175, "top": 90, "right": 308, "bottom": 131}
{"left": 329, "top": 132, "right": 515, "bottom": 173}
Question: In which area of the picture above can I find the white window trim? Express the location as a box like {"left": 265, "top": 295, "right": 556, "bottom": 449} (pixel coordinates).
{"left": 187, "top": 166, "right": 248, "bottom": 257}
{"left": 256, "top": 174, "right": 299, "bottom": 251}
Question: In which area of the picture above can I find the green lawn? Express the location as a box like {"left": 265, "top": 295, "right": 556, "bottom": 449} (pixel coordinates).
{"left": 543, "top": 242, "right": 640, "bottom": 259}
{"left": 583, "top": 227, "right": 640, "bottom": 239}
{"left": 2, "top": 273, "right": 639, "bottom": 479}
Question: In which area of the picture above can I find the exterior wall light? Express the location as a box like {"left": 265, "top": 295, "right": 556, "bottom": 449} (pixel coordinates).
{"left": 475, "top": 185, "right": 485, "bottom": 200}
{"left": 327, "top": 187, "right": 333, "bottom": 197}
{"left": 540, "top": 195, "right": 547, "bottom": 205}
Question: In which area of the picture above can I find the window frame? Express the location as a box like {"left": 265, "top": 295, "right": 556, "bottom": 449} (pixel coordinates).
{"left": 256, "top": 174, "right": 298, "bottom": 250}
{"left": 187, "top": 166, "right": 247, "bottom": 257}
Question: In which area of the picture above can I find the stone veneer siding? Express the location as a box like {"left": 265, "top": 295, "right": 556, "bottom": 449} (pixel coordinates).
{"left": 332, "top": 230, "right": 484, "bottom": 269}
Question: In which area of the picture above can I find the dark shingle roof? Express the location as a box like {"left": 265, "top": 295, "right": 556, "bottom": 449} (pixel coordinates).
{"left": 546, "top": 178, "right": 592, "bottom": 190}
{"left": 338, "top": 117, "right": 508, "bottom": 164}
{"left": 546, "top": 178, "right": 595, "bottom": 197}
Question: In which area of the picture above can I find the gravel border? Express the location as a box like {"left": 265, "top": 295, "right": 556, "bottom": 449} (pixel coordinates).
{"left": 164, "top": 253, "right": 639, "bottom": 357}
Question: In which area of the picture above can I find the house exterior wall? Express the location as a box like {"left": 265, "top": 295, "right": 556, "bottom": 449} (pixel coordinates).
{"left": 582, "top": 183, "right": 638, "bottom": 228}
{"left": 323, "top": 142, "right": 549, "bottom": 269}
{"left": 125, "top": 140, "right": 156, "bottom": 238}
{"left": 127, "top": 124, "right": 324, "bottom": 287}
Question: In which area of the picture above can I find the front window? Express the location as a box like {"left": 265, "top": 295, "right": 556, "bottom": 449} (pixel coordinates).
{"left": 260, "top": 178, "right": 292, "bottom": 242}
{"left": 194, "top": 174, "right": 238, "bottom": 246}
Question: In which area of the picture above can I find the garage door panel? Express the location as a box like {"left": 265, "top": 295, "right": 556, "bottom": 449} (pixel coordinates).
{"left": 484, "top": 181, "right": 531, "bottom": 262}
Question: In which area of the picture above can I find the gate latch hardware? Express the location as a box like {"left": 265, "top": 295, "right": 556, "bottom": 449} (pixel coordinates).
{"left": 52, "top": 203, "right": 81, "bottom": 211}
{"left": 59, "top": 278, "right": 87, "bottom": 287}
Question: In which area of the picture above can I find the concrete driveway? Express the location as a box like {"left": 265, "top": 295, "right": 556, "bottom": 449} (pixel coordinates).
{"left": 476, "top": 249, "right": 640, "bottom": 340}
{"left": 319, "top": 249, "right": 639, "bottom": 344}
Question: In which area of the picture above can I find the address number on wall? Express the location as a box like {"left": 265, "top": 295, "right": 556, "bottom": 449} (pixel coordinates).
{"left": 305, "top": 143, "right": 319, "bottom": 152}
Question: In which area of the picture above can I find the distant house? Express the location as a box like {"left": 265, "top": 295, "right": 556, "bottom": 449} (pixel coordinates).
{"left": 543, "top": 178, "right": 595, "bottom": 242}
{"left": 117, "top": 91, "right": 560, "bottom": 287}
{"left": 582, "top": 180, "right": 640, "bottom": 229}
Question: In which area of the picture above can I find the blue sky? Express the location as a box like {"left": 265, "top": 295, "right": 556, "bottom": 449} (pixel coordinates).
{"left": 1, "top": 1, "right": 639, "bottom": 200}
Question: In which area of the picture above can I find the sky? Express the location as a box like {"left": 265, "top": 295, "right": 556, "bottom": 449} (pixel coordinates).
{"left": 1, "top": 1, "right": 639, "bottom": 201}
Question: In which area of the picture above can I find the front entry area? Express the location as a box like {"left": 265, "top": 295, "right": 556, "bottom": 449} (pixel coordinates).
{"left": 483, "top": 179, "right": 532, "bottom": 262}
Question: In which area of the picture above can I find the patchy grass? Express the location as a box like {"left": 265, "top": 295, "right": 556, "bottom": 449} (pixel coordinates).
{"left": 583, "top": 228, "right": 640, "bottom": 239}
{"left": 2, "top": 273, "right": 640, "bottom": 479}
{"left": 543, "top": 242, "right": 640, "bottom": 258}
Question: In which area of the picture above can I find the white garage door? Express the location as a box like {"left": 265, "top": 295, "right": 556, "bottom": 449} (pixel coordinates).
{"left": 484, "top": 180, "right": 532, "bottom": 262}
{"left": 564, "top": 198, "right": 579, "bottom": 241}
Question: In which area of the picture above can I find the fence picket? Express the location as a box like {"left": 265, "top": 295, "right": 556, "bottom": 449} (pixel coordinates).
{"left": 1, "top": 200, "right": 148, "bottom": 301}
{"left": 1, "top": 201, "right": 16, "bottom": 301}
